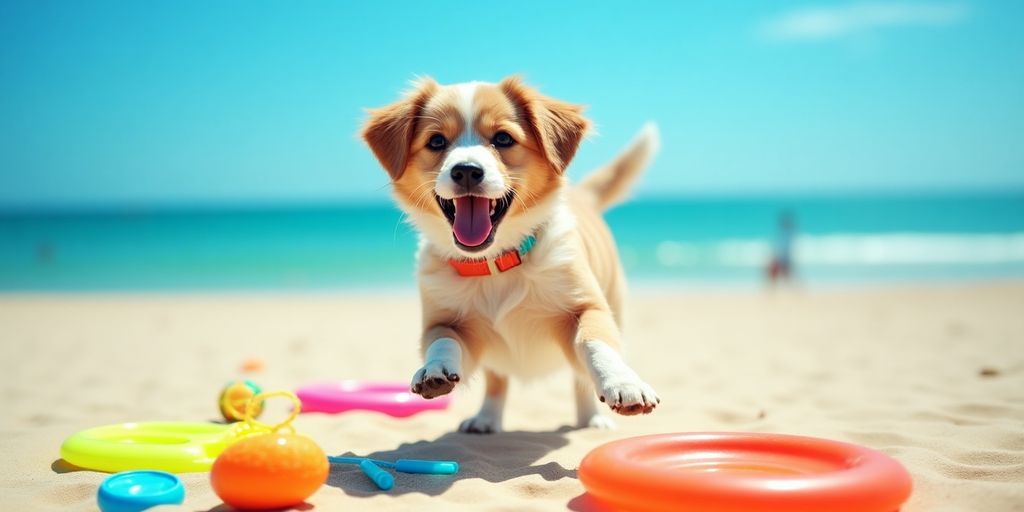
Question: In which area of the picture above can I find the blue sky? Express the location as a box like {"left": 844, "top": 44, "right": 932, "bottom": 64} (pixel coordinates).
{"left": 1, "top": 1, "right": 1022, "bottom": 209}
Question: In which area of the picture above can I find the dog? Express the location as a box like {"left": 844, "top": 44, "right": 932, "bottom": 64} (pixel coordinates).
{"left": 361, "top": 76, "right": 659, "bottom": 433}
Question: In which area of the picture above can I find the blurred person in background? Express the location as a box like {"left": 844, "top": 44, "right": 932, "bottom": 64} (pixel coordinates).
{"left": 767, "top": 210, "right": 796, "bottom": 287}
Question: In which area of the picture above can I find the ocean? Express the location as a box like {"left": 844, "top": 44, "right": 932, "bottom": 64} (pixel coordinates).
{"left": 2, "top": 193, "right": 1023, "bottom": 291}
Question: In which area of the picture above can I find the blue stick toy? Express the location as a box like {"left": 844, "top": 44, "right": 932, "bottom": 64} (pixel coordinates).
{"left": 357, "top": 459, "right": 394, "bottom": 490}
{"left": 328, "top": 456, "right": 459, "bottom": 490}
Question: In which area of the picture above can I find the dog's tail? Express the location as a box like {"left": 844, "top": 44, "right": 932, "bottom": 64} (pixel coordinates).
{"left": 576, "top": 122, "right": 659, "bottom": 211}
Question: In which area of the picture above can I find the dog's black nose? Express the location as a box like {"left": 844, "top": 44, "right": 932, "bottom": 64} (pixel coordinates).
{"left": 450, "top": 163, "right": 484, "bottom": 189}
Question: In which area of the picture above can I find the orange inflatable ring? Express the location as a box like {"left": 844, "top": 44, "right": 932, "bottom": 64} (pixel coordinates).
{"left": 579, "top": 432, "right": 912, "bottom": 512}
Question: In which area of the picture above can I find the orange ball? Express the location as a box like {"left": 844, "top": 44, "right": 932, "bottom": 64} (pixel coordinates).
{"left": 210, "top": 433, "right": 328, "bottom": 510}
{"left": 241, "top": 357, "right": 266, "bottom": 373}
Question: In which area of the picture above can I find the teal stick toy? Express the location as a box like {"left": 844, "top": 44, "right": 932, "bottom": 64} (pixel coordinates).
{"left": 328, "top": 456, "right": 459, "bottom": 490}
{"left": 358, "top": 459, "right": 394, "bottom": 490}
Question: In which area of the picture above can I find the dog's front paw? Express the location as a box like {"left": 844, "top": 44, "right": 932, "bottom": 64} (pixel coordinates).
{"left": 598, "top": 379, "right": 660, "bottom": 416}
{"left": 411, "top": 360, "right": 460, "bottom": 399}
{"left": 458, "top": 412, "right": 503, "bottom": 434}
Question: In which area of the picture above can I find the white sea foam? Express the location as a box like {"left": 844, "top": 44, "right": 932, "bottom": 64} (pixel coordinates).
{"left": 656, "top": 241, "right": 699, "bottom": 267}
{"left": 654, "top": 232, "right": 1024, "bottom": 268}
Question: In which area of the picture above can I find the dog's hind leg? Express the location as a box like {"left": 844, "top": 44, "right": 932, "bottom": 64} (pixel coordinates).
{"left": 459, "top": 369, "right": 507, "bottom": 434}
{"left": 575, "top": 374, "right": 615, "bottom": 429}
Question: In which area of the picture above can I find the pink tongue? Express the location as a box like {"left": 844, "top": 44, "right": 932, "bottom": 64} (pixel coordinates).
{"left": 453, "top": 196, "right": 493, "bottom": 247}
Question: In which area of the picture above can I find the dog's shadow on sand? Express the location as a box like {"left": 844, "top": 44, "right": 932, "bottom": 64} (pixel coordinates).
{"left": 327, "top": 426, "right": 577, "bottom": 498}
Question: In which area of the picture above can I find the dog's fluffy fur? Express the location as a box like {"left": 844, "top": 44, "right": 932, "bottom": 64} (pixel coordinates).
{"left": 362, "top": 77, "right": 659, "bottom": 433}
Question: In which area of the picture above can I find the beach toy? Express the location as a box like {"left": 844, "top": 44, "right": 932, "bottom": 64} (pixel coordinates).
{"left": 241, "top": 356, "right": 266, "bottom": 373}
{"left": 97, "top": 470, "right": 184, "bottom": 512}
{"left": 328, "top": 455, "right": 459, "bottom": 490}
{"left": 296, "top": 380, "right": 452, "bottom": 417}
{"left": 579, "top": 432, "right": 913, "bottom": 512}
{"left": 61, "top": 391, "right": 292, "bottom": 474}
{"left": 210, "top": 391, "right": 329, "bottom": 510}
{"left": 219, "top": 379, "right": 263, "bottom": 422}
{"left": 61, "top": 422, "right": 237, "bottom": 473}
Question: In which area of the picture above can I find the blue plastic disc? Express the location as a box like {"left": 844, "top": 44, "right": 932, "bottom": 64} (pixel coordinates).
{"left": 97, "top": 470, "right": 185, "bottom": 512}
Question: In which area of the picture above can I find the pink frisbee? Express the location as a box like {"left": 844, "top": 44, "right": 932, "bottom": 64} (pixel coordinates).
{"left": 295, "top": 381, "right": 452, "bottom": 417}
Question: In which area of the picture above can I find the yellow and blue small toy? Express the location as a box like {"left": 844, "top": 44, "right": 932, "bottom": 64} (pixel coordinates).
{"left": 218, "top": 379, "right": 263, "bottom": 422}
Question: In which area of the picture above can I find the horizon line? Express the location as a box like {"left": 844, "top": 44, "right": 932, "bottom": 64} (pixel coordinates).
{"left": 2, "top": 186, "right": 1023, "bottom": 217}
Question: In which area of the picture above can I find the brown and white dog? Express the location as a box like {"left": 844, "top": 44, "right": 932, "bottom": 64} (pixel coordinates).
{"left": 362, "top": 76, "right": 659, "bottom": 433}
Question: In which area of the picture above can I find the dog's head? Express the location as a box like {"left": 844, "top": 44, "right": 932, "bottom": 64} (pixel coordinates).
{"left": 362, "top": 77, "right": 589, "bottom": 257}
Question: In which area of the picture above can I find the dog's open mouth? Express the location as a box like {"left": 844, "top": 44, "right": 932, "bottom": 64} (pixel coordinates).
{"left": 436, "top": 190, "right": 514, "bottom": 251}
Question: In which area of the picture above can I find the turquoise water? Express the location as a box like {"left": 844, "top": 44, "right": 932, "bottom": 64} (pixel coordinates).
{"left": 2, "top": 193, "right": 1023, "bottom": 291}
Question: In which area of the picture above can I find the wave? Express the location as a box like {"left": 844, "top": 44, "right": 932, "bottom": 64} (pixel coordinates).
{"left": 651, "top": 232, "right": 1024, "bottom": 268}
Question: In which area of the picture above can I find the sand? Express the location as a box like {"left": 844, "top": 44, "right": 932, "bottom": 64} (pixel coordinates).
{"left": 1, "top": 283, "right": 1022, "bottom": 511}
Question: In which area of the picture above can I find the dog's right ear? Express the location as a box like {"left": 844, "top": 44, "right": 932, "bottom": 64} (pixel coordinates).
{"left": 361, "top": 77, "right": 438, "bottom": 181}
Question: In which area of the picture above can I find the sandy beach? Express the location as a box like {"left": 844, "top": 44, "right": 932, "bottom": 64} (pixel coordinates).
{"left": 1, "top": 282, "right": 1022, "bottom": 511}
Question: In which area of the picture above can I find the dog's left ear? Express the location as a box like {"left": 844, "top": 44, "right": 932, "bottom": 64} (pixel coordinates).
{"left": 500, "top": 76, "right": 590, "bottom": 174}
{"left": 362, "top": 77, "right": 438, "bottom": 181}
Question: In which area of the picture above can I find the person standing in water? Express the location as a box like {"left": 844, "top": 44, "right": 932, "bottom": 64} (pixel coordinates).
{"left": 767, "top": 211, "right": 796, "bottom": 286}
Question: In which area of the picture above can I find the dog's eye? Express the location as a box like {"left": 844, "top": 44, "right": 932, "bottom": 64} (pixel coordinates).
{"left": 492, "top": 131, "right": 515, "bottom": 148}
{"left": 427, "top": 134, "right": 448, "bottom": 151}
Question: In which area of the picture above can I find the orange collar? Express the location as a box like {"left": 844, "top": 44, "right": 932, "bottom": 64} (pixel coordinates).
{"left": 448, "top": 236, "right": 537, "bottom": 277}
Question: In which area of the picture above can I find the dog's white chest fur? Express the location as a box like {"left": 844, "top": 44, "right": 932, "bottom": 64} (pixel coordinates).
{"left": 418, "top": 217, "right": 580, "bottom": 378}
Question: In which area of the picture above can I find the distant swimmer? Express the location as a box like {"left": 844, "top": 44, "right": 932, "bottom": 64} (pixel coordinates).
{"left": 766, "top": 211, "right": 795, "bottom": 286}
{"left": 35, "top": 241, "right": 54, "bottom": 264}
